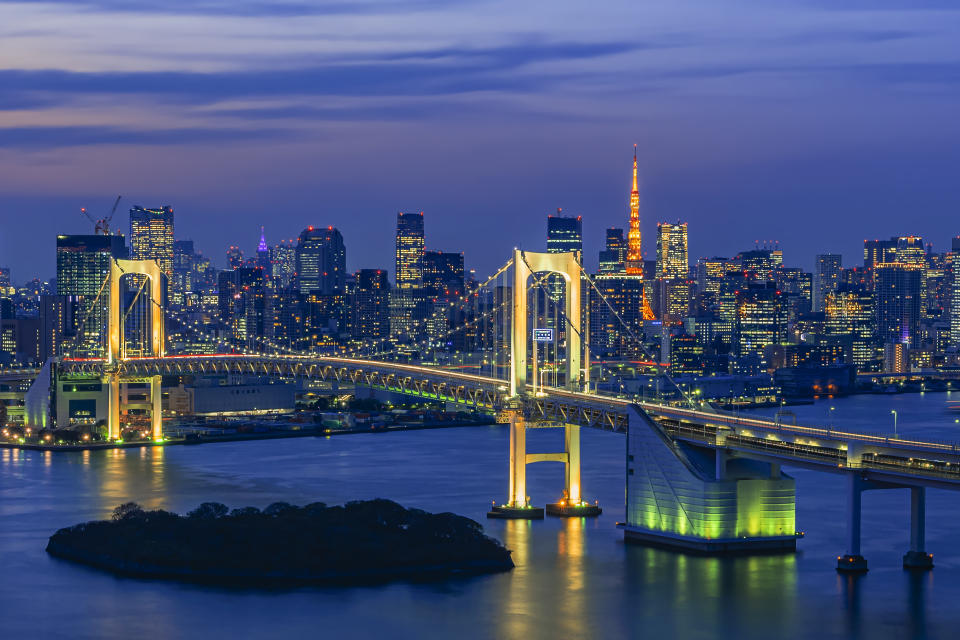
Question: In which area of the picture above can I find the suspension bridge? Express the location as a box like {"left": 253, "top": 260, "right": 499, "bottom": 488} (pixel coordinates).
{"left": 20, "top": 249, "right": 960, "bottom": 571}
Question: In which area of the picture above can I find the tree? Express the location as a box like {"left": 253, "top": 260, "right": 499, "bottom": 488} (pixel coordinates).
{"left": 112, "top": 502, "right": 144, "bottom": 521}
{"left": 187, "top": 502, "right": 229, "bottom": 519}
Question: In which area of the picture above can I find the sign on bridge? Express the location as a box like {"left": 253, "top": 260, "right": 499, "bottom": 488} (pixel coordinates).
{"left": 533, "top": 328, "right": 554, "bottom": 343}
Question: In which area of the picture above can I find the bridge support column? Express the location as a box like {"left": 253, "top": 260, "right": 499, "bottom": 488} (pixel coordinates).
{"left": 838, "top": 474, "right": 868, "bottom": 573}
{"left": 565, "top": 424, "right": 580, "bottom": 503}
{"left": 904, "top": 487, "right": 934, "bottom": 570}
{"left": 150, "top": 375, "right": 162, "bottom": 441}
{"left": 715, "top": 449, "right": 727, "bottom": 481}
{"left": 546, "top": 424, "right": 601, "bottom": 517}
{"left": 488, "top": 405, "right": 543, "bottom": 519}
{"left": 107, "top": 375, "right": 120, "bottom": 440}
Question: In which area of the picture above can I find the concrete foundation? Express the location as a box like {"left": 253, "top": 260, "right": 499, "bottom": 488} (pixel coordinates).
{"left": 487, "top": 505, "right": 544, "bottom": 520}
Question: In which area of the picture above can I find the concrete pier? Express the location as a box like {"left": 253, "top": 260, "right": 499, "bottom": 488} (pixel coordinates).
{"left": 903, "top": 487, "right": 934, "bottom": 570}
{"left": 837, "top": 475, "right": 868, "bottom": 573}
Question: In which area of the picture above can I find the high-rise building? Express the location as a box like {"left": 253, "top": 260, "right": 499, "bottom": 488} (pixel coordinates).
{"left": 422, "top": 251, "right": 465, "bottom": 302}
{"left": 599, "top": 228, "right": 627, "bottom": 274}
{"left": 654, "top": 222, "right": 689, "bottom": 324}
{"left": 270, "top": 239, "right": 296, "bottom": 289}
{"left": 256, "top": 227, "right": 271, "bottom": 272}
{"left": 226, "top": 246, "right": 244, "bottom": 270}
{"left": 864, "top": 238, "right": 898, "bottom": 270}
{"left": 874, "top": 262, "right": 923, "bottom": 347}
{"left": 351, "top": 269, "right": 391, "bottom": 342}
{"left": 950, "top": 237, "right": 960, "bottom": 347}
{"left": 824, "top": 285, "right": 875, "bottom": 370}
{"left": 732, "top": 282, "right": 786, "bottom": 363}
{"left": 395, "top": 212, "right": 425, "bottom": 290}
{"left": 129, "top": 206, "right": 174, "bottom": 299}
{"left": 813, "top": 254, "right": 842, "bottom": 312}
{"left": 546, "top": 212, "right": 583, "bottom": 254}
{"left": 655, "top": 222, "right": 689, "bottom": 280}
{"left": 55, "top": 234, "right": 126, "bottom": 357}
{"left": 295, "top": 226, "right": 346, "bottom": 295}
{"left": 589, "top": 273, "right": 645, "bottom": 358}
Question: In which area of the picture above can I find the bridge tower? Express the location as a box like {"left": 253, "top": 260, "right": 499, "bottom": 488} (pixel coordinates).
{"left": 106, "top": 259, "right": 165, "bottom": 441}
{"left": 489, "top": 249, "right": 600, "bottom": 519}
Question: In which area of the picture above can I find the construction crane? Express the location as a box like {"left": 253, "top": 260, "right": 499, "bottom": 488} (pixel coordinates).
{"left": 79, "top": 195, "right": 122, "bottom": 235}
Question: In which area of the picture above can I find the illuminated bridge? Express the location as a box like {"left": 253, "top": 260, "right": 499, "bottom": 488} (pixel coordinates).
{"left": 22, "top": 250, "right": 960, "bottom": 572}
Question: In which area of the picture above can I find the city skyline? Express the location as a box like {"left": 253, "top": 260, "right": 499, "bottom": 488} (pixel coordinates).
{"left": 2, "top": 1, "right": 959, "bottom": 278}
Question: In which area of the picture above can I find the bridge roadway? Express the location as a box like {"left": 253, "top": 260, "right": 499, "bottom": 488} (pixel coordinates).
{"left": 57, "top": 354, "right": 960, "bottom": 489}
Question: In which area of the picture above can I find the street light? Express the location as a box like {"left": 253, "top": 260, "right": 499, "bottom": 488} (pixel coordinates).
{"left": 891, "top": 409, "right": 898, "bottom": 439}
{"left": 829, "top": 406, "right": 836, "bottom": 428}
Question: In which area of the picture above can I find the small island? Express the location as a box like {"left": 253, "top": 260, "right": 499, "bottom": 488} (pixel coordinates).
{"left": 46, "top": 499, "right": 513, "bottom": 584}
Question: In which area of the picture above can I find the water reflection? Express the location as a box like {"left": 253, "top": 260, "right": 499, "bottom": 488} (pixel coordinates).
{"left": 624, "top": 546, "right": 797, "bottom": 636}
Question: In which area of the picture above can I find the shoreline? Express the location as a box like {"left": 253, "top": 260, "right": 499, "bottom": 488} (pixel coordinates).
{"left": 0, "top": 420, "right": 497, "bottom": 453}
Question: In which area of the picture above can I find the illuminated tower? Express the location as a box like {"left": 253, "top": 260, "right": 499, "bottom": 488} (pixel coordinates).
{"left": 625, "top": 146, "right": 642, "bottom": 274}
{"left": 256, "top": 226, "right": 271, "bottom": 272}
{"left": 624, "top": 145, "right": 654, "bottom": 320}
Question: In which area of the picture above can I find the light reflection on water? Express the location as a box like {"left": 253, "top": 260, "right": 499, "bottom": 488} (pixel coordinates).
{"left": 0, "top": 393, "right": 958, "bottom": 638}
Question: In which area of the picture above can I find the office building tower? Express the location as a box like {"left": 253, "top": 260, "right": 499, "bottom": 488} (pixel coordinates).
{"left": 395, "top": 212, "right": 425, "bottom": 290}
{"left": 655, "top": 222, "right": 690, "bottom": 324}
{"left": 172, "top": 240, "right": 195, "bottom": 308}
{"left": 732, "top": 282, "right": 786, "bottom": 363}
{"left": 270, "top": 239, "right": 296, "bottom": 289}
{"left": 864, "top": 238, "right": 898, "bottom": 270}
{"left": 226, "top": 246, "right": 244, "bottom": 270}
{"left": 824, "top": 285, "right": 876, "bottom": 371}
{"left": 655, "top": 222, "right": 689, "bottom": 280}
{"left": 351, "top": 269, "right": 391, "bottom": 341}
{"left": 599, "top": 228, "right": 627, "bottom": 274}
{"left": 950, "top": 237, "right": 960, "bottom": 347}
{"left": 589, "top": 273, "right": 645, "bottom": 358}
{"left": 129, "top": 205, "right": 174, "bottom": 299}
{"left": 874, "top": 262, "right": 923, "bottom": 347}
{"left": 737, "top": 249, "right": 777, "bottom": 280}
{"left": 813, "top": 254, "right": 842, "bottom": 312}
{"left": 295, "top": 226, "right": 346, "bottom": 295}
{"left": 546, "top": 212, "right": 583, "bottom": 254}
{"left": 422, "top": 251, "right": 465, "bottom": 302}
{"left": 55, "top": 234, "right": 126, "bottom": 357}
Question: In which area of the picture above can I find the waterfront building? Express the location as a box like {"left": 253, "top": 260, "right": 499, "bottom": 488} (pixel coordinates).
{"left": 824, "top": 285, "right": 876, "bottom": 370}
{"left": 874, "top": 262, "right": 923, "bottom": 347}
{"left": 351, "top": 269, "right": 391, "bottom": 342}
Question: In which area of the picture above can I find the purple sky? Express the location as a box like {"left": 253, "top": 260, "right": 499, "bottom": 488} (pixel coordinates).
{"left": 1, "top": 0, "right": 959, "bottom": 282}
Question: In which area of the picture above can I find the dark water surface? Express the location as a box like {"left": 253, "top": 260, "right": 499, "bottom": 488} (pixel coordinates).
{"left": 3, "top": 393, "right": 960, "bottom": 639}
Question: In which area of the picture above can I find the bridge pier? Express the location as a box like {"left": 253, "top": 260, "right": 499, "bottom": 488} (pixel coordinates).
{"left": 151, "top": 375, "right": 163, "bottom": 441}
{"left": 488, "top": 404, "right": 543, "bottom": 519}
{"left": 838, "top": 474, "right": 869, "bottom": 573}
{"left": 546, "top": 424, "right": 602, "bottom": 517}
{"left": 107, "top": 375, "right": 120, "bottom": 440}
{"left": 903, "top": 487, "right": 934, "bottom": 570}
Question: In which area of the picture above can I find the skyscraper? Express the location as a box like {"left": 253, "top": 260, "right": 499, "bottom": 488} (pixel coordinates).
{"left": 395, "top": 212, "right": 425, "bottom": 290}
{"left": 295, "top": 226, "right": 346, "bottom": 295}
{"left": 55, "top": 234, "right": 126, "bottom": 357}
{"left": 655, "top": 222, "right": 690, "bottom": 324}
{"left": 655, "top": 222, "right": 688, "bottom": 280}
{"left": 256, "top": 227, "right": 271, "bottom": 272}
{"left": 813, "top": 254, "right": 842, "bottom": 312}
{"left": 824, "top": 285, "right": 875, "bottom": 370}
{"left": 129, "top": 205, "right": 174, "bottom": 299}
{"left": 546, "top": 212, "right": 583, "bottom": 254}
{"left": 351, "top": 269, "right": 391, "bottom": 341}
{"left": 599, "top": 228, "right": 627, "bottom": 274}
{"left": 422, "top": 251, "right": 465, "bottom": 302}
{"left": 874, "top": 262, "right": 923, "bottom": 347}
{"left": 270, "top": 239, "right": 296, "bottom": 289}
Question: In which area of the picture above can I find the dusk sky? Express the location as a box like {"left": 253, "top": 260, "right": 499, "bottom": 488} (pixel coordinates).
{"left": 1, "top": 0, "right": 959, "bottom": 281}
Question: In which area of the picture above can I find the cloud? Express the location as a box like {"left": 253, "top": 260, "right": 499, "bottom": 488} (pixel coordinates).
{"left": 0, "top": 0, "right": 480, "bottom": 17}
{"left": 0, "top": 126, "right": 291, "bottom": 149}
